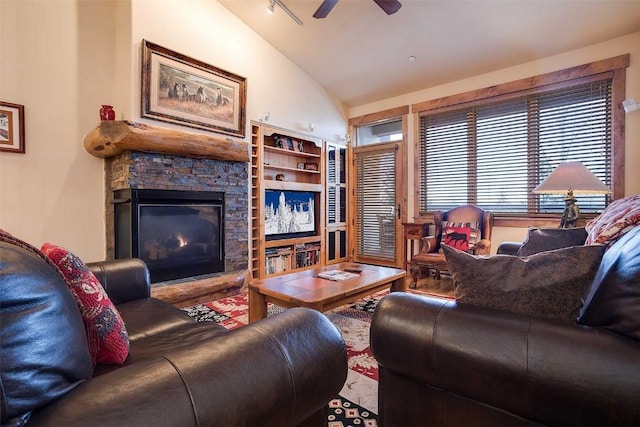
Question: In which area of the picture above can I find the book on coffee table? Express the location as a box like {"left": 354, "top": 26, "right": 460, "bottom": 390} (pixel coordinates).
{"left": 316, "top": 270, "right": 360, "bottom": 281}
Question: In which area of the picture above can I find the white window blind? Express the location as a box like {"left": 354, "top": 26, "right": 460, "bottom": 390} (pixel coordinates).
{"left": 355, "top": 146, "right": 397, "bottom": 260}
{"left": 418, "top": 78, "right": 612, "bottom": 215}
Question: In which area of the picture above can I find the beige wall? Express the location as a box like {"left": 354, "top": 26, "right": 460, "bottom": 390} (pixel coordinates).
{"left": 349, "top": 32, "right": 640, "bottom": 248}
{"left": 0, "top": 0, "right": 347, "bottom": 261}
{"left": 0, "top": 0, "right": 115, "bottom": 260}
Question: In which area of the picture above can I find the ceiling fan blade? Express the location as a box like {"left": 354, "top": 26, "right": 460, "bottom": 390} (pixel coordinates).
{"left": 372, "top": 0, "right": 402, "bottom": 15}
{"left": 313, "top": 0, "right": 339, "bottom": 18}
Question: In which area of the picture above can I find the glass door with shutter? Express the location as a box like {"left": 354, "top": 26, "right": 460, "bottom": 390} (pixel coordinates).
{"left": 353, "top": 142, "right": 403, "bottom": 266}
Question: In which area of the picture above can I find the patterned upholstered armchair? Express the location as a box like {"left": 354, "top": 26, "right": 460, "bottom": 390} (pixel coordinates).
{"left": 410, "top": 205, "right": 494, "bottom": 287}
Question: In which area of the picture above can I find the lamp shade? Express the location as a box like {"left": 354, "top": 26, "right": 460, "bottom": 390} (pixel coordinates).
{"left": 533, "top": 162, "right": 612, "bottom": 195}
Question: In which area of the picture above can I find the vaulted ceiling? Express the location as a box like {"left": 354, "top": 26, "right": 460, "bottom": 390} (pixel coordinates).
{"left": 219, "top": 0, "right": 640, "bottom": 108}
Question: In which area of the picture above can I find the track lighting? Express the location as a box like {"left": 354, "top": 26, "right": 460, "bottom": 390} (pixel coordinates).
{"left": 258, "top": 112, "right": 270, "bottom": 122}
{"left": 265, "top": 0, "right": 303, "bottom": 25}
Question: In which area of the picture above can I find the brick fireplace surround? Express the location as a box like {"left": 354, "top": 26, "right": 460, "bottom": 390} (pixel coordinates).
{"left": 104, "top": 151, "right": 250, "bottom": 306}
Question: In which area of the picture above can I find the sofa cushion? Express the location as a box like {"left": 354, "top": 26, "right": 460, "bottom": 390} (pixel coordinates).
{"left": 41, "top": 243, "right": 129, "bottom": 366}
{"left": 517, "top": 227, "right": 588, "bottom": 257}
{"left": 443, "top": 244, "right": 606, "bottom": 324}
{"left": 585, "top": 194, "right": 640, "bottom": 246}
{"left": 578, "top": 225, "right": 640, "bottom": 340}
{"left": 0, "top": 239, "right": 92, "bottom": 423}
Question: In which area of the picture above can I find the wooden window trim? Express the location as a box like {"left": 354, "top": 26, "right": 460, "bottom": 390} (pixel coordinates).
{"left": 412, "top": 55, "right": 629, "bottom": 224}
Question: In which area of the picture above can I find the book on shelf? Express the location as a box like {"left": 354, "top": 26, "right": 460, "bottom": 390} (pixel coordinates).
{"left": 266, "top": 253, "right": 291, "bottom": 274}
{"left": 316, "top": 270, "right": 359, "bottom": 281}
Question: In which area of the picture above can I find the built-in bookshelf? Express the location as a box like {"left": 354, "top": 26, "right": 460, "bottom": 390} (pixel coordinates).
{"left": 251, "top": 122, "right": 325, "bottom": 279}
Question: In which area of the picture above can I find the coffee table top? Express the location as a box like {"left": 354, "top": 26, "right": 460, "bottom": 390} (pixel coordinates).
{"left": 249, "top": 262, "right": 406, "bottom": 306}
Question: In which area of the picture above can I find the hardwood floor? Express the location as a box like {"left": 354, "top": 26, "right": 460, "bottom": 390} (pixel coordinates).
{"left": 405, "top": 275, "right": 455, "bottom": 298}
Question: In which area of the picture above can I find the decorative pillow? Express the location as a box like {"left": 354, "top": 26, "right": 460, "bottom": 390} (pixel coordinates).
{"left": 517, "top": 227, "right": 588, "bottom": 257}
{"left": 440, "top": 221, "right": 479, "bottom": 253}
{"left": 442, "top": 244, "right": 606, "bottom": 324}
{"left": 1, "top": 234, "right": 92, "bottom": 423}
{"left": 442, "top": 226, "right": 471, "bottom": 252}
{"left": 578, "top": 225, "right": 640, "bottom": 340}
{"left": 41, "top": 243, "right": 129, "bottom": 366}
{"left": 585, "top": 194, "right": 640, "bottom": 246}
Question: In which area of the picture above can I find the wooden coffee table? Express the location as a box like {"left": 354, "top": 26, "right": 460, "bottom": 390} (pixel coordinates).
{"left": 248, "top": 262, "right": 406, "bottom": 322}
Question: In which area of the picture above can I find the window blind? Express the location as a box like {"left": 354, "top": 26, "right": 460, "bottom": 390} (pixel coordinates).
{"left": 418, "top": 79, "right": 612, "bottom": 215}
{"left": 355, "top": 146, "right": 397, "bottom": 260}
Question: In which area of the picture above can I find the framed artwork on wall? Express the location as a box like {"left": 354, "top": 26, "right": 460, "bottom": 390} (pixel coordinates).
{"left": 0, "top": 102, "right": 25, "bottom": 154}
{"left": 141, "top": 40, "right": 247, "bottom": 138}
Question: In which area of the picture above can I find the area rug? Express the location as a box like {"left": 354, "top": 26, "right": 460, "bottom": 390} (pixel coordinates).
{"left": 183, "top": 290, "right": 389, "bottom": 427}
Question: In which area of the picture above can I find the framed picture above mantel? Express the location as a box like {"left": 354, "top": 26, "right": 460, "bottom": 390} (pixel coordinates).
{"left": 141, "top": 40, "right": 247, "bottom": 138}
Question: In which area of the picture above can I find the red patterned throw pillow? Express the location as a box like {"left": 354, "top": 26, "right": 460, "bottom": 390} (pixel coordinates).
{"left": 442, "top": 226, "right": 471, "bottom": 252}
{"left": 585, "top": 194, "right": 640, "bottom": 246}
{"left": 41, "top": 243, "right": 129, "bottom": 366}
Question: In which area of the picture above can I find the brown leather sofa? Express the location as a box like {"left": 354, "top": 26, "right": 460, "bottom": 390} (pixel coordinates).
{"left": 371, "top": 226, "right": 640, "bottom": 427}
{"left": 1, "top": 239, "right": 348, "bottom": 426}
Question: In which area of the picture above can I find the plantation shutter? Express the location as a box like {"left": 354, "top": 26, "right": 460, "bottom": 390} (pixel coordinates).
{"left": 355, "top": 145, "right": 397, "bottom": 260}
{"left": 418, "top": 78, "right": 612, "bottom": 214}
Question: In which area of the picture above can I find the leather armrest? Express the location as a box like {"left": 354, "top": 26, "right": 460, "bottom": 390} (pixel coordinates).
{"left": 371, "top": 293, "right": 640, "bottom": 426}
{"left": 28, "top": 308, "right": 348, "bottom": 427}
{"left": 87, "top": 259, "right": 150, "bottom": 305}
{"left": 418, "top": 236, "right": 438, "bottom": 254}
{"left": 496, "top": 241, "right": 522, "bottom": 255}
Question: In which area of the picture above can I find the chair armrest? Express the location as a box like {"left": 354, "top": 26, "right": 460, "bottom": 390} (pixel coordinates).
{"left": 496, "top": 241, "right": 522, "bottom": 255}
{"left": 472, "top": 238, "right": 491, "bottom": 255}
{"left": 371, "top": 293, "right": 640, "bottom": 426}
{"left": 29, "top": 308, "right": 348, "bottom": 426}
{"left": 87, "top": 258, "right": 150, "bottom": 305}
{"left": 418, "top": 236, "right": 438, "bottom": 254}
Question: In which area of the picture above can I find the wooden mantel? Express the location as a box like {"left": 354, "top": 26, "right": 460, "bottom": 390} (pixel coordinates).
{"left": 83, "top": 120, "right": 249, "bottom": 162}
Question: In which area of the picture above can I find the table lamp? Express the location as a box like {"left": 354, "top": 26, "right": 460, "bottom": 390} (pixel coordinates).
{"left": 533, "top": 161, "right": 612, "bottom": 228}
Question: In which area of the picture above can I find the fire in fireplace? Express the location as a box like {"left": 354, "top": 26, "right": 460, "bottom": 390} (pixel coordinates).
{"left": 113, "top": 189, "right": 224, "bottom": 283}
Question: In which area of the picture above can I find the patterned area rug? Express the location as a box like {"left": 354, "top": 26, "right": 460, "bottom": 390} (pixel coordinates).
{"left": 183, "top": 290, "right": 388, "bottom": 427}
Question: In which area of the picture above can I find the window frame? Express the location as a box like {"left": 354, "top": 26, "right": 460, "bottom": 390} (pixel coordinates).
{"left": 412, "top": 55, "right": 629, "bottom": 227}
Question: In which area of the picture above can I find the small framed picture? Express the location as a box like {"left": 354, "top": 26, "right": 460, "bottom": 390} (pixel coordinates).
{"left": 0, "top": 102, "right": 25, "bottom": 154}
{"left": 285, "top": 137, "right": 295, "bottom": 151}
{"left": 297, "top": 162, "right": 305, "bottom": 169}
{"left": 304, "top": 163, "right": 318, "bottom": 171}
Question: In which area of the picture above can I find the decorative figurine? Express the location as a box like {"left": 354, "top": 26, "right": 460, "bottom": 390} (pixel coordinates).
{"left": 559, "top": 191, "right": 580, "bottom": 228}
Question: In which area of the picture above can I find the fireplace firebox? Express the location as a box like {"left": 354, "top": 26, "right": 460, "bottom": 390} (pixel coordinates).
{"left": 113, "top": 189, "right": 225, "bottom": 283}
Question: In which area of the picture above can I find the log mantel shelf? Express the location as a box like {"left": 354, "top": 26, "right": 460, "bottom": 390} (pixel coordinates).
{"left": 83, "top": 120, "right": 249, "bottom": 162}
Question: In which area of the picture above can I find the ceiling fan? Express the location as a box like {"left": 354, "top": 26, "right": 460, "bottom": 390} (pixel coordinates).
{"left": 313, "top": 0, "right": 402, "bottom": 18}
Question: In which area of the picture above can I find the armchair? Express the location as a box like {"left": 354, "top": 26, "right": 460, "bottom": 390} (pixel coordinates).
{"left": 410, "top": 205, "right": 493, "bottom": 287}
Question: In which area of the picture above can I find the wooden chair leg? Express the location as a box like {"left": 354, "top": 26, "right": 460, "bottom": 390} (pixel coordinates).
{"left": 410, "top": 262, "right": 421, "bottom": 289}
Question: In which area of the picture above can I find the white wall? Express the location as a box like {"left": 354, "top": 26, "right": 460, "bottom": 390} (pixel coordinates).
{"left": 349, "top": 32, "right": 640, "bottom": 246}
{"left": 0, "top": 0, "right": 348, "bottom": 261}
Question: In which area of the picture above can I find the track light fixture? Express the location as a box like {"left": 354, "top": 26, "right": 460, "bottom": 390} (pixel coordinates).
{"left": 265, "top": 0, "right": 303, "bottom": 26}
